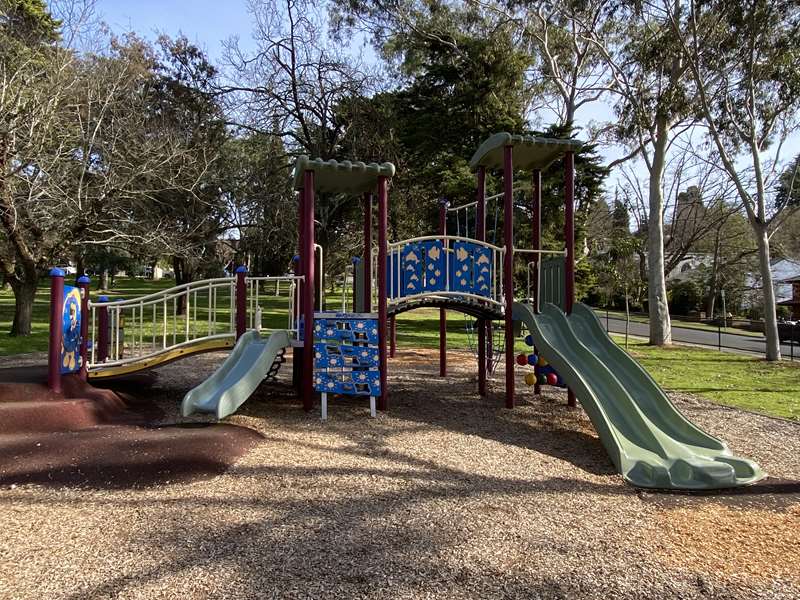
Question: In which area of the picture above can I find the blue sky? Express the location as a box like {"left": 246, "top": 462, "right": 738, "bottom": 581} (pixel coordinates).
{"left": 95, "top": 0, "right": 254, "bottom": 61}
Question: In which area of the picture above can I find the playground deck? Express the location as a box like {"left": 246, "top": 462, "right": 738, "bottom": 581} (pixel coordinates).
{"left": 1, "top": 350, "right": 798, "bottom": 599}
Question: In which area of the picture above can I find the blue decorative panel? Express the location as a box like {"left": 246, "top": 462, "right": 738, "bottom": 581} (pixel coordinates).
{"left": 473, "top": 246, "right": 492, "bottom": 297}
{"left": 401, "top": 243, "right": 423, "bottom": 296}
{"left": 61, "top": 286, "right": 82, "bottom": 374}
{"left": 452, "top": 241, "right": 475, "bottom": 293}
{"left": 313, "top": 312, "right": 381, "bottom": 397}
{"left": 422, "top": 240, "right": 445, "bottom": 292}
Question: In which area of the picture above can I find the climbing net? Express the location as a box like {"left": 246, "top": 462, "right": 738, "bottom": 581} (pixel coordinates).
{"left": 463, "top": 316, "right": 506, "bottom": 373}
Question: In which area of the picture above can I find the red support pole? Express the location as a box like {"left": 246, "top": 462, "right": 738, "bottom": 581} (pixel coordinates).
{"left": 476, "top": 166, "right": 487, "bottom": 396}
{"left": 503, "top": 145, "right": 515, "bottom": 409}
{"left": 565, "top": 151, "right": 577, "bottom": 408}
{"left": 439, "top": 200, "right": 447, "bottom": 377}
{"left": 97, "top": 296, "right": 109, "bottom": 363}
{"left": 235, "top": 266, "right": 247, "bottom": 339}
{"left": 47, "top": 268, "right": 65, "bottom": 393}
{"left": 389, "top": 314, "right": 396, "bottom": 358}
{"left": 77, "top": 275, "right": 90, "bottom": 381}
{"left": 532, "top": 170, "right": 542, "bottom": 396}
{"left": 377, "top": 176, "right": 389, "bottom": 410}
{"left": 302, "top": 172, "right": 316, "bottom": 412}
{"left": 363, "top": 192, "right": 373, "bottom": 312}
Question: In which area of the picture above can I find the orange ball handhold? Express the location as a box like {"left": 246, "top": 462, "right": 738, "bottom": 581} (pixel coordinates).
{"left": 537, "top": 357, "right": 548, "bottom": 367}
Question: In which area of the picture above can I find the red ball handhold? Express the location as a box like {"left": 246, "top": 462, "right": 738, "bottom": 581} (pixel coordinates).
{"left": 546, "top": 373, "right": 558, "bottom": 386}
{"left": 516, "top": 353, "right": 528, "bottom": 366}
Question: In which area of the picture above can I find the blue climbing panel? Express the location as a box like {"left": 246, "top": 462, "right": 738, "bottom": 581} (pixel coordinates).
{"left": 313, "top": 312, "right": 381, "bottom": 397}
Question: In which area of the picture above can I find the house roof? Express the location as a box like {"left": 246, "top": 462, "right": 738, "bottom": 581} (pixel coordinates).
{"left": 468, "top": 132, "right": 582, "bottom": 172}
{"left": 292, "top": 156, "right": 395, "bottom": 194}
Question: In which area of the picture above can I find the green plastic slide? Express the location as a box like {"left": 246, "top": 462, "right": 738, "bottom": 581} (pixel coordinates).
{"left": 181, "top": 329, "right": 290, "bottom": 419}
{"left": 513, "top": 302, "right": 764, "bottom": 490}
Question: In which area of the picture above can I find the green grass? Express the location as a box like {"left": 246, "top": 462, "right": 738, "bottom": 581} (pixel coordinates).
{"left": 598, "top": 308, "right": 763, "bottom": 338}
{"left": 611, "top": 335, "right": 800, "bottom": 420}
{"left": 2, "top": 278, "right": 798, "bottom": 420}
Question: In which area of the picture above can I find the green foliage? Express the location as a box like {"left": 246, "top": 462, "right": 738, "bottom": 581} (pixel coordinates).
{"left": 667, "top": 279, "right": 704, "bottom": 316}
{"left": 0, "top": 0, "right": 60, "bottom": 45}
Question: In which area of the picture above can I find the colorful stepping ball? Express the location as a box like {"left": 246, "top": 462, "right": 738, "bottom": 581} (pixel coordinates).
{"left": 527, "top": 354, "right": 538, "bottom": 366}
{"left": 524, "top": 373, "right": 536, "bottom": 386}
{"left": 546, "top": 373, "right": 558, "bottom": 386}
{"left": 537, "top": 374, "right": 548, "bottom": 385}
{"left": 537, "top": 356, "right": 548, "bottom": 367}
{"left": 524, "top": 334, "right": 534, "bottom": 347}
{"left": 516, "top": 353, "right": 528, "bottom": 366}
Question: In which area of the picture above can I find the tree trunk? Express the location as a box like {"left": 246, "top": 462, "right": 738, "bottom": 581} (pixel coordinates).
{"left": 9, "top": 275, "right": 38, "bottom": 337}
{"left": 755, "top": 225, "right": 781, "bottom": 360}
{"left": 706, "top": 230, "right": 720, "bottom": 318}
{"left": 646, "top": 123, "right": 672, "bottom": 346}
{"left": 100, "top": 269, "right": 109, "bottom": 290}
{"left": 172, "top": 256, "right": 191, "bottom": 315}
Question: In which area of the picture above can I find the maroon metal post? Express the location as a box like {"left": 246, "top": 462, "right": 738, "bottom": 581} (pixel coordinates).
{"left": 47, "top": 268, "right": 65, "bottom": 393}
{"left": 565, "top": 151, "right": 577, "bottom": 408}
{"left": 97, "top": 295, "right": 109, "bottom": 363}
{"left": 389, "top": 314, "right": 396, "bottom": 358}
{"left": 439, "top": 200, "right": 447, "bottom": 377}
{"left": 363, "top": 192, "right": 373, "bottom": 312}
{"left": 532, "top": 170, "right": 542, "bottom": 396}
{"left": 77, "top": 275, "right": 90, "bottom": 380}
{"left": 503, "top": 144, "right": 515, "bottom": 409}
{"left": 235, "top": 266, "right": 247, "bottom": 339}
{"left": 293, "top": 188, "right": 306, "bottom": 393}
{"left": 377, "top": 176, "right": 389, "bottom": 410}
{"left": 302, "top": 172, "right": 316, "bottom": 412}
{"left": 476, "top": 166, "right": 487, "bottom": 396}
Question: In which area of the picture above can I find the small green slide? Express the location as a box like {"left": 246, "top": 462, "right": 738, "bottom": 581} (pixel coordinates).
{"left": 181, "top": 329, "right": 290, "bottom": 419}
{"left": 513, "top": 302, "right": 764, "bottom": 490}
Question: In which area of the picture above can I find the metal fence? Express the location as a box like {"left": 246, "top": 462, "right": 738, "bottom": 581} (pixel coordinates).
{"left": 594, "top": 307, "right": 798, "bottom": 361}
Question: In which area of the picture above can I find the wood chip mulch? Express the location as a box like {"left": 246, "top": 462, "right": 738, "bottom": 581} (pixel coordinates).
{"left": 1, "top": 348, "right": 798, "bottom": 599}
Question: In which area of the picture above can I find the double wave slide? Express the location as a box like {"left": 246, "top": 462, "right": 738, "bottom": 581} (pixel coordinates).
{"left": 513, "top": 302, "right": 764, "bottom": 490}
{"left": 181, "top": 330, "right": 290, "bottom": 419}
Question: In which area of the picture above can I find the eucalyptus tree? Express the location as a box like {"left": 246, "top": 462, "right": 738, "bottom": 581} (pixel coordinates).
{"left": 665, "top": 0, "right": 800, "bottom": 360}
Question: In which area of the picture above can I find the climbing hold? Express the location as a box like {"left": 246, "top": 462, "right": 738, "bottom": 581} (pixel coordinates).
{"left": 527, "top": 354, "right": 538, "bottom": 366}
{"left": 537, "top": 357, "right": 548, "bottom": 367}
{"left": 524, "top": 373, "right": 536, "bottom": 386}
{"left": 546, "top": 373, "right": 558, "bottom": 386}
{"left": 524, "top": 334, "right": 534, "bottom": 347}
{"left": 516, "top": 353, "right": 528, "bottom": 366}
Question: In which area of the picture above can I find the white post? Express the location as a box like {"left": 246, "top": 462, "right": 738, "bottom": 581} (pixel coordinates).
{"left": 370, "top": 396, "right": 376, "bottom": 418}
{"left": 321, "top": 392, "right": 328, "bottom": 421}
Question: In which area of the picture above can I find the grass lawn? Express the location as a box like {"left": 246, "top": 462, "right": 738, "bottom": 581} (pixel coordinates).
{"left": 597, "top": 308, "right": 763, "bottom": 338}
{"left": 612, "top": 335, "right": 800, "bottom": 420}
{"left": 2, "top": 278, "right": 798, "bottom": 419}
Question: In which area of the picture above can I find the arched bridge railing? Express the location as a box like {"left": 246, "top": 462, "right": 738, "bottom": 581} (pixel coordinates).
{"left": 387, "top": 236, "right": 505, "bottom": 310}
{"left": 86, "top": 275, "right": 302, "bottom": 376}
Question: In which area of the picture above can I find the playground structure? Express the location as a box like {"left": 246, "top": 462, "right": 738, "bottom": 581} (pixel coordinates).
{"left": 44, "top": 132, "right": 765, "bottom": 490}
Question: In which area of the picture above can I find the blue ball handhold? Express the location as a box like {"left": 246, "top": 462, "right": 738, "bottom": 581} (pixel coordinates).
{"left": 524, "top": 334, "right": 534, "bottom": 346}
{"left": 527, "top": 353, "right": 537, "bottom": 366}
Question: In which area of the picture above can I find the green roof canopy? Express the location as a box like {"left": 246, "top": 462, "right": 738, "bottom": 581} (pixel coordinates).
{"left": 469, "top": 132, "right": 582, "bottom": 172}
{"left": 292, "top": 156, "right": 395, "bottom": 194}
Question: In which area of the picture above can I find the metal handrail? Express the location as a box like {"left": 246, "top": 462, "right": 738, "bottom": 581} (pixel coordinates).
{"left": 88, "top": 277, "right": 232, "bottom": 308}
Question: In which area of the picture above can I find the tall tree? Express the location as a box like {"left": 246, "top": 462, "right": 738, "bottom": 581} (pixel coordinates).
{"left": 666, "top": 0, "right": 800, "bottom": 360}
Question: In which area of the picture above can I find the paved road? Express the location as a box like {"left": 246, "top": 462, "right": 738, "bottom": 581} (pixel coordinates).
{"left": 595, "top": 312, "right": 798, "bottom": 359}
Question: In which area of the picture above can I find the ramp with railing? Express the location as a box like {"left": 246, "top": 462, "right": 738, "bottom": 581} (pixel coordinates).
{"left": 86, "top": 275, "right": 302, "bottom": 379}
